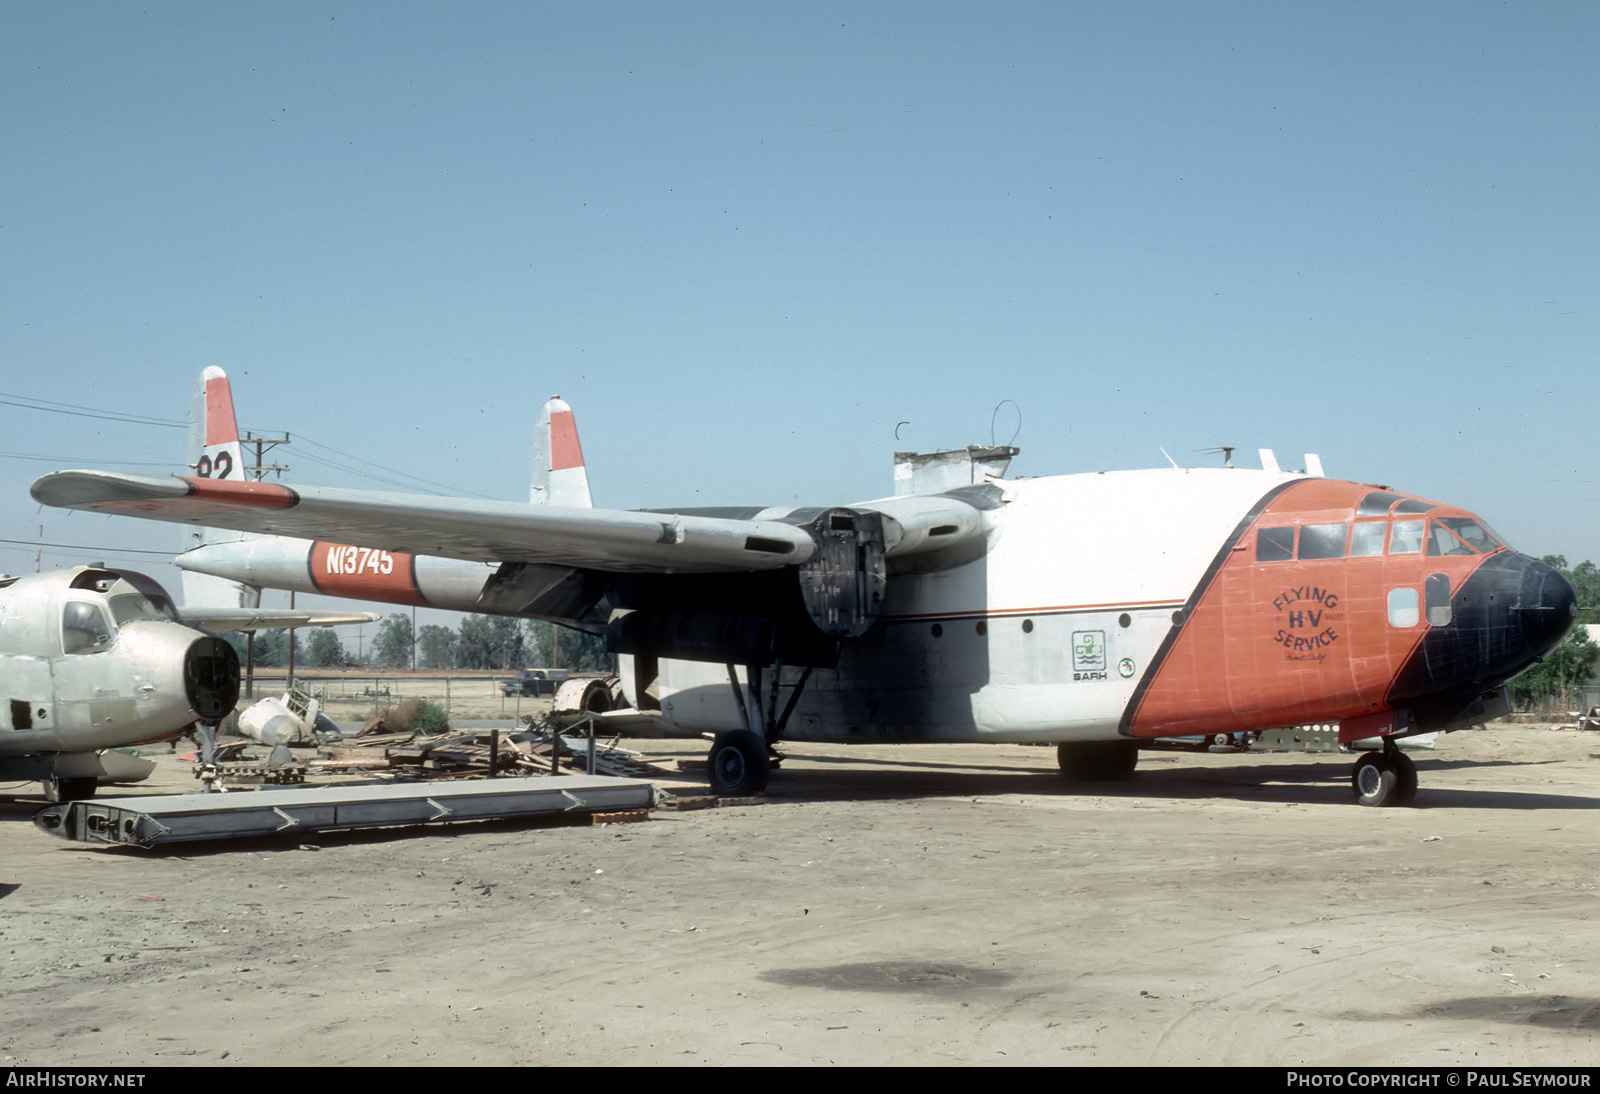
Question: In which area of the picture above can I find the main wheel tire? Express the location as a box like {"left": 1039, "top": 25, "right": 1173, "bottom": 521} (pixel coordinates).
{"left": 1057, "top": 740, "right": 1139, "bottom": 781}
{"left": 708, "top": 730, "right": 769, "bottom": 796}
{"left": 1351, "top": 752, "right": 1400, "bottom": 807}
{"left": 1390, "top": 750, "right": 1418, "bottom": 806}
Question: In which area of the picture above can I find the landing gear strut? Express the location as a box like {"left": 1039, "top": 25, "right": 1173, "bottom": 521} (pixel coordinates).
{"left": 706, "top": 661, "right": 812, "bottom": 796}
{"left": 1351, "top": 741, "right": 1417, "bottom": 807}
{"left": 42, "top": 776, "right": 96, "bottom": 803}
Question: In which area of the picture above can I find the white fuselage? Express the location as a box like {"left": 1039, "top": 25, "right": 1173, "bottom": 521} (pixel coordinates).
{"left": 636, "top": 467, "right": 1300, "bottom": 743}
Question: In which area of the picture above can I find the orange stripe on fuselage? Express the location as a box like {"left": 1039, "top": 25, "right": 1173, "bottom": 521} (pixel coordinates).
{"left": 204, "top": 375, "right": 240, "bottom": 445}
{"left": 1124, "top": 478, "right": 1495, "bottom": 737}
{"left": 880, "top": 598, "right": 1187, "bottom": 622}
{"left": 308, "top": 541, "right": 427, "bottom": 607}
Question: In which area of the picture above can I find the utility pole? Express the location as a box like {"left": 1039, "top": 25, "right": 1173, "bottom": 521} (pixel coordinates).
{"left": 240, "top": 432, "right": 289, "bottom": 695}
{"left": 241, "top": 432, "right": 292, "bottom": 481}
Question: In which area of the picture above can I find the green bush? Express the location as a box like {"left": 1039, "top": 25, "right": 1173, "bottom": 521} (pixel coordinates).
{"left": 378, "top": 697, "right": 451, "bottom": 736}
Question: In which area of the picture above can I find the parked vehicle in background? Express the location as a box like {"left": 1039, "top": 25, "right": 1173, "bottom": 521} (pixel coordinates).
{"left": 499, "top": 668, "right": 572, "bottom": 697}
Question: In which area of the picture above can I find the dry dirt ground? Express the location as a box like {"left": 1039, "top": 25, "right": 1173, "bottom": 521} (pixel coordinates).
{"left": 1, "top": 724, "right": 1597, "bottom": 1068}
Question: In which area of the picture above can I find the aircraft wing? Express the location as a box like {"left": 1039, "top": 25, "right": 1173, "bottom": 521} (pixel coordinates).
{"left": 32, "top": 471, "right": 819, "bottom": 574}
{"left": 178, "top": 607, "right": 382, "bottom": 632}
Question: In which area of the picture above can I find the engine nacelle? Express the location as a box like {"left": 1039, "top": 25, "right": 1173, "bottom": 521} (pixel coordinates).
{"left": 796, "top": 508, "right": 886, "bottom": 639}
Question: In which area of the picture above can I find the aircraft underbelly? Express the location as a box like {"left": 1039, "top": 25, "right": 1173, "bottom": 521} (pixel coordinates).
{"left": 652, "top": 608, "right": 1180, "bottom": 743}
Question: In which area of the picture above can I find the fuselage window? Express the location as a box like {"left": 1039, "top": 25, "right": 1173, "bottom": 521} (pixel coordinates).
{"left": 62, "top": 600, "right": 115, "bottom": 655}
{"left": 1425, "top": 573, "right": 1452, "bottom": 626}
{"left": 1427, "top": 522, "right": 1477, "bottom": 557}
{"left": 1350, "top": 522, "right": 1386, "bottom": 557}
{"left": 1357, "top": 491, "right": 1403, "bottom": 517}
{"left": 1298, "top": 523, "right": 1348, "bottom": 560}
{"left": 1388, "top": 587, "right": 1419, "bottom": 628}
{"left": 1389, "top": 520, "right": 1424, "bottom": 555}
{"left": 1257, "top": 526, "right": 1295, "bottom": 562}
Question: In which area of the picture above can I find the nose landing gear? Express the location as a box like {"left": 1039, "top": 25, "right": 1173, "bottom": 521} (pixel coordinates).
{"left": 1351, "top": 743, "right": 1417, "bottom": 807}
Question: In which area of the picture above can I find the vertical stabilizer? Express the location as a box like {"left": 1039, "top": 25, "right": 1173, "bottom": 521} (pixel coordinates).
{"left": 531, "top": 395, "right": 593, "bottom": 508}
{"left": 183, "top": 367, "right": 260, "bottom": 610}
{"left": 188, "top": 366, "right": 245, "bottom": 482}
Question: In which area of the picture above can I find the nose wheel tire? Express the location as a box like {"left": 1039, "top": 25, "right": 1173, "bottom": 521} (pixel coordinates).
{"left": 708, "top": 729, "right": 770, "bottom": 797}
{"left": 1352, "top": 751, "right": 1415, "bottom": 807}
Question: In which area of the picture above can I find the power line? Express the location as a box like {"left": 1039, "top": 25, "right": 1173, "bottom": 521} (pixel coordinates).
{"left": 0, "top": 537, "right": 175, "bottom": 557}
{"left": 0, "top": 452, "right": 174, "bottom": 467}
{"left": 0, "top": 392, "right": 183, "bottom": 428}
{"left": 5, "top": 387, "right": 495, "bottom": 498}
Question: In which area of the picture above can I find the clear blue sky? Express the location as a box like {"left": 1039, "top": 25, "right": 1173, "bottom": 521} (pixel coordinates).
{"left": 4, "top": 2, "right": 1598, "bottom": 631}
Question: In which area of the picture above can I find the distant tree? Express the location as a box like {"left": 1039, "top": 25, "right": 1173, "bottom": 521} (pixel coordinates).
{"left": 531, "top": 621, "right": 610, "bottom": 672}
{"left": 417, "top": 624, "right": 457, "bottom": 669}
{"left": 251, "top": 629, "right": 301, "bottom": 668}
{"left": 372, "top": 613, "right": 415, "bottom": 668}
{"left": 304, "top": 629, "right": 349, "bottom": 668}
{"left": 487, "top": 617, "right": 526, "bottom": 669}
{"left": 1510, "top": 628, "right": 1599, "bottom": 710}
{"left": 455, "top": 615, "right": 498, "bottom": 669}
{"left": 1568, "top": 561, "right": 1600, "bottom": 625}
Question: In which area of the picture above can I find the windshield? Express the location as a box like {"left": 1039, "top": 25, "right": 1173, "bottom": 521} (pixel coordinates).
{"left": 108, "top": 592, "right": 166, "bottom": 627}
{"left": 1437, "top": 517, "right": 1506, "bottom": 554}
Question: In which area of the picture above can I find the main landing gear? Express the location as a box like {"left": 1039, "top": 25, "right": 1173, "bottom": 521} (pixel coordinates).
{"left": 1056, "top": 740, "right": 1140, "bottom": 781}
{"left": 41, "top": 776, "right": 96, "bottom": 803}
{"left": 707, "top": 662, "right": 813, "bottom": 797}
{"left": 708, "top": 729, "right": 769, "bottom": 797}
{"left": 1351, "top": 742, "right": 1417, "bottom": 807}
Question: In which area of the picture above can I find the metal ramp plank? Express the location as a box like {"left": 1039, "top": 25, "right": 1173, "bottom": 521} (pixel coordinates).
{"left": 33, "top": 775, "right": 655, "bottom": 847}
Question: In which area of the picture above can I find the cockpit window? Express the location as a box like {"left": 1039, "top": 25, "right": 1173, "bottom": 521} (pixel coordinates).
{"left": 62, "top": 600, "right": 115, "bottom": 655}
{"left": 1437, "top": 517, "right": 1503, "bottom": 553}
{"left": 1427, "top": 522, "right": 1478, "bottom": 557}
{"left": 1393, "top": 498, "right": 1437, "bottom": 515}
{"left": 1257, "top": 526, "right": 1295, "bottom": 562}
{"left": 1357, "top": 491, "right": 1403, "bottom": 517}
{"left": 108, "top": 592, "right": 164, "bottom": 626}
{"left": 1298, "top": 523, "right": 1348, "bottom": 560}
{"left": 1389, "top": 520, "right": 1424, "bottom": 555}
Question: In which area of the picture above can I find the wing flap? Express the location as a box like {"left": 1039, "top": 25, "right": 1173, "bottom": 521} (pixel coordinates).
{"left": 33, "top": 471, "right": 815, "bottom": 574}
{"left": 179, "top": 608, "right": 382, "bottom": 632}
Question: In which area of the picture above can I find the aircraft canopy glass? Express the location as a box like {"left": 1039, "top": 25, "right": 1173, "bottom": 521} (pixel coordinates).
{"left": 62, "top": 600, "right": 115, "bottom": 655}
{"left": 108, "top": 591, "right": 166, "bottom": 627}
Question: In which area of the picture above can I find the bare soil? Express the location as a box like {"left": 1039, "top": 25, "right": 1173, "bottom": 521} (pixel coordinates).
{"left": 1, "top": 725, "right": 1597, "bottom": 1067}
